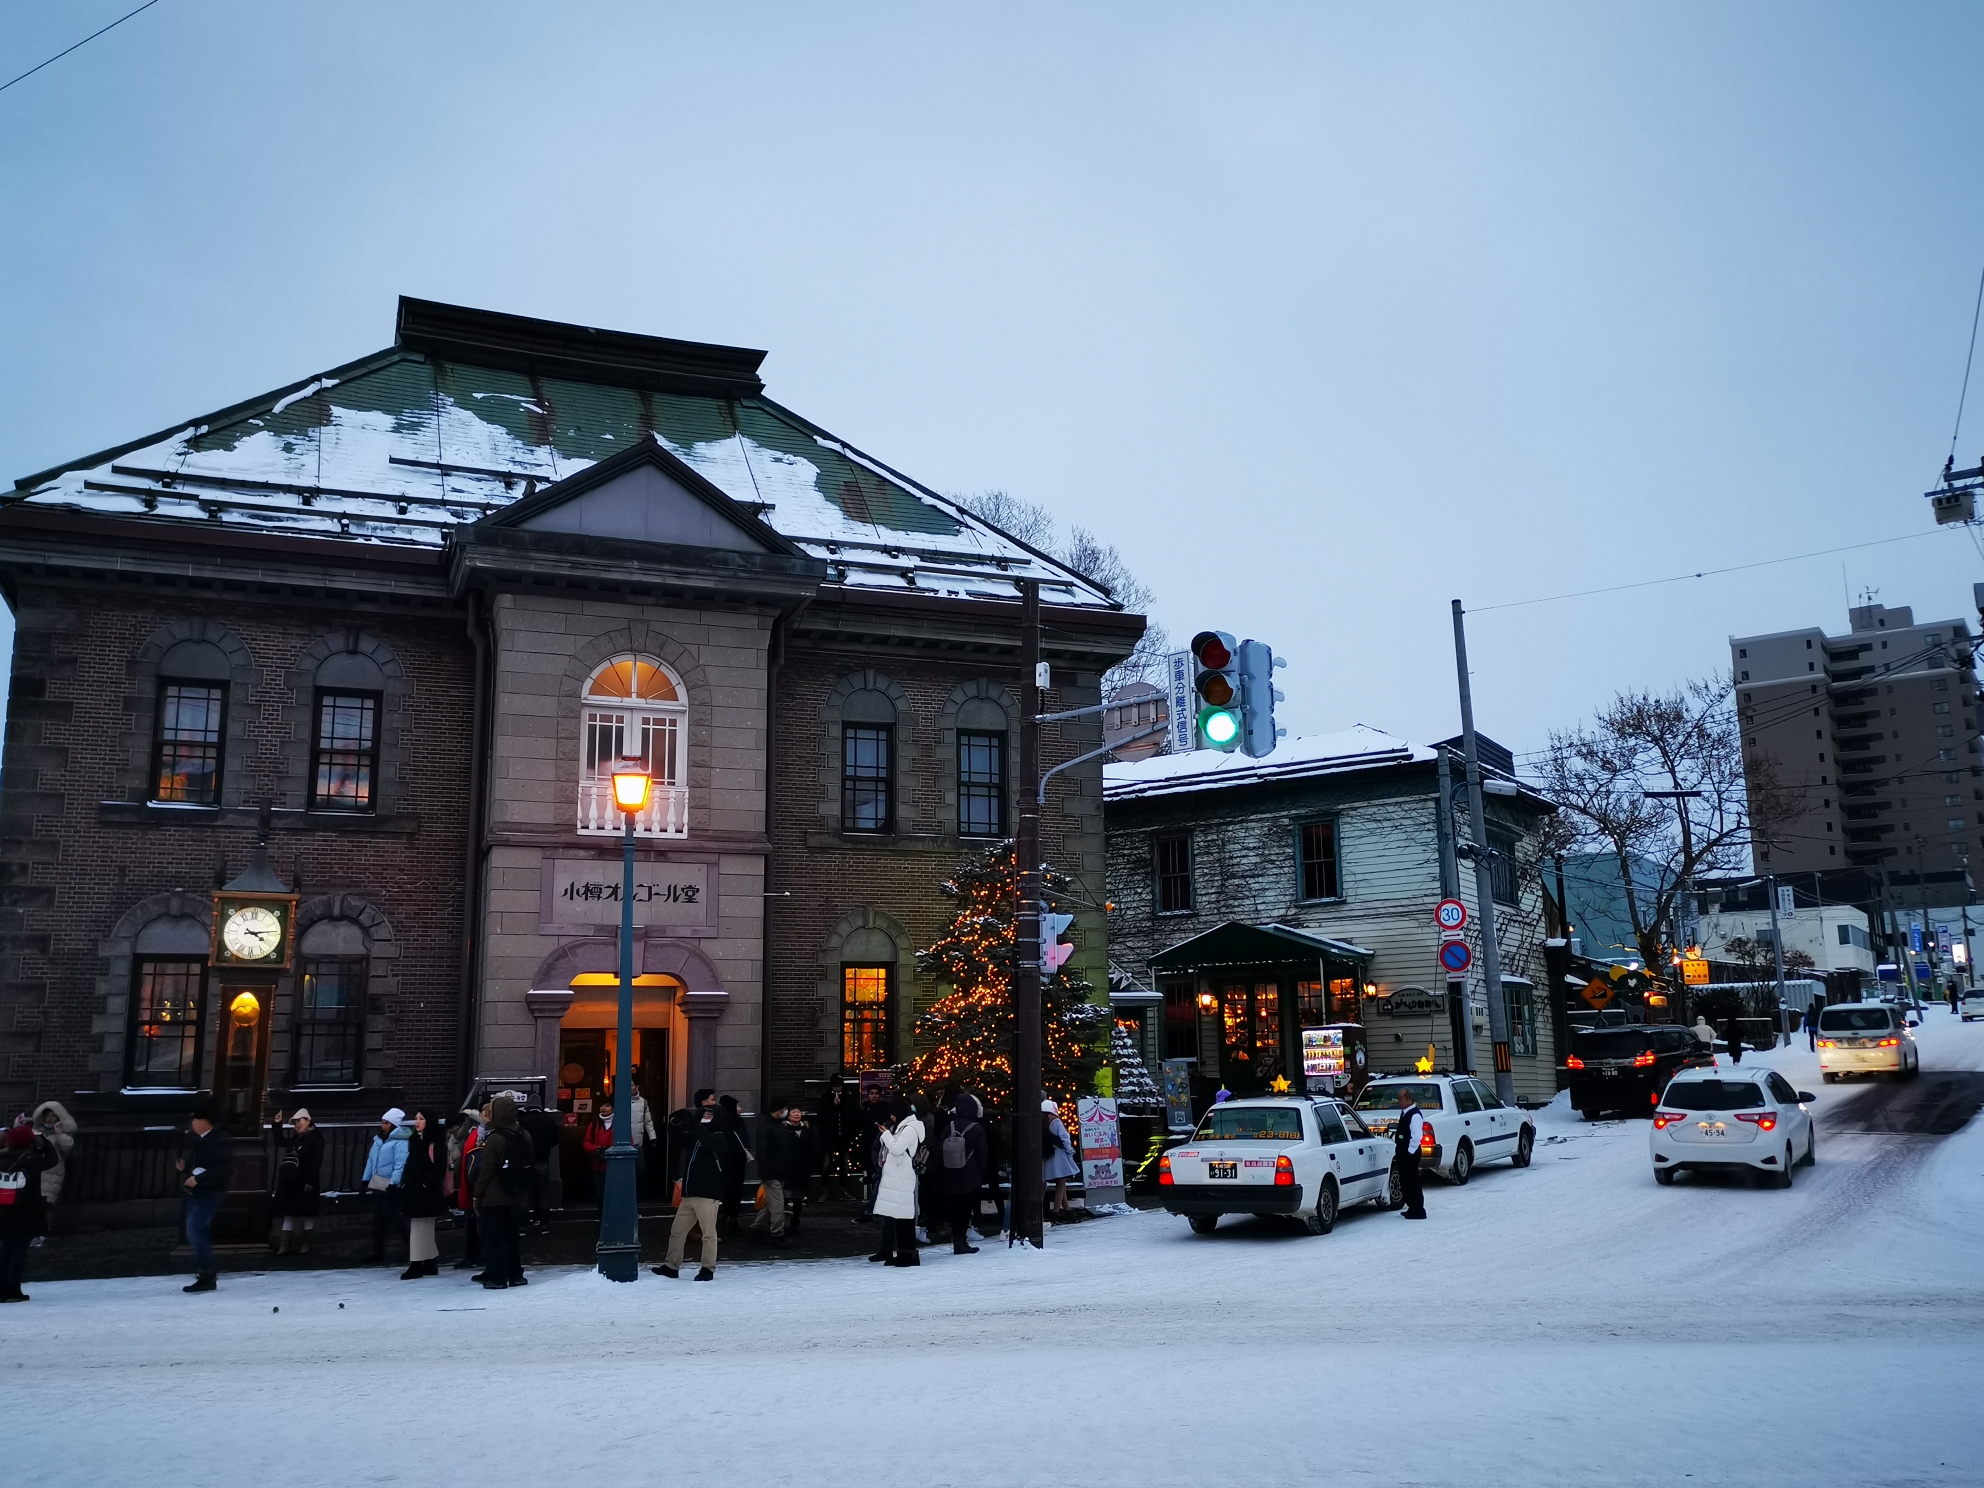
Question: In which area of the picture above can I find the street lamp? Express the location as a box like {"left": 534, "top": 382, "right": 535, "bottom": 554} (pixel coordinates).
{"left": 597, "top": 758, "right": 650, "bottom": 1282}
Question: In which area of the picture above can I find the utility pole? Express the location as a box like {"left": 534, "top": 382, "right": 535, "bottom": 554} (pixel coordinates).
{"left": 1764, "top": 873, "right": 1788, "bottom": 1049}
{"left": 1011, "top": 580, "right": 1045, "bottom": 1248}
{"left": 1451, "top": 601, "right": 1517, "bottom": 1106}
{"left": 1435, "top": 747, "right": 1474, "bottom": 1073}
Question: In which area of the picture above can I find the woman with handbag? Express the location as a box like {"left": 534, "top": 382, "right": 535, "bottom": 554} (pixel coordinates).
{"left": 1041, "top": 1098, "right": 1079, "bottom": 1220}
{"left": 270, "top": 1109, "right": 323, "bottom": 1256}
{"left": 360, "top": 1107, "right": 410, "bottom": 1264}
{"left": 399, "top": 1110, "right": 446, "bottom": 1279}
{"left": 869, "top": 1097, "right": 924, "bottom": 1268}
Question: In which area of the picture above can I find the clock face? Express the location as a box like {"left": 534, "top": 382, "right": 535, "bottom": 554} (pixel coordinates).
{"left": 223, "top": 905, "right": 284, "bottom": 961}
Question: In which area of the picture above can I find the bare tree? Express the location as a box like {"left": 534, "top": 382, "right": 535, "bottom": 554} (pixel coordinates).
{"left": 955, "top": 490, "right": 1169, "bottom": 696}
{"left": 1538, "top": 676, "right": 1795, "bottom": 971}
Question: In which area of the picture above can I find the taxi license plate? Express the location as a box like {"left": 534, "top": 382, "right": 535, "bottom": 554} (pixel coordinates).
{"left": 1207, "top": 1161, "right": 1238, "bottom": 1180}
{"left": 1700, "top": 1124, "right": 1724, "bottom": 1138}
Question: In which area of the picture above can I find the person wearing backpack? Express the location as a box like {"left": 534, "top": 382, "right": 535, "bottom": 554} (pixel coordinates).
{"left": 471, "top": 1094, "right": 530, "bottom": 1289}
{"left": 655, "top": 1089, "right": 733, "bottom": 1280}
{"left": 1041, "top": 1097, "right": 1078, "bottom": 1220}
{"left": 938, "top": 1094, "right": 989, "bottom": 1255}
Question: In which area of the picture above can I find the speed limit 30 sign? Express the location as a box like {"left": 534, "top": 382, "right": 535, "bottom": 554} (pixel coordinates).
{"left": 1436, "top": 898, "right": 1468, "bottom": 935}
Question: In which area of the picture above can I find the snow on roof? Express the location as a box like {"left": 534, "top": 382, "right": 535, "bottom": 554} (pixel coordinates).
{"left": 7, "top": 330, "right": 1116, "bottom": 608}
{"left": 1103, "top": 725, "right": 1435, "bottom": 801}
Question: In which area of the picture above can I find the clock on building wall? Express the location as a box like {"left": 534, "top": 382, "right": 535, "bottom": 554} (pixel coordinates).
{"left": 213, "top": 893, "right": 297, "bottom": 970}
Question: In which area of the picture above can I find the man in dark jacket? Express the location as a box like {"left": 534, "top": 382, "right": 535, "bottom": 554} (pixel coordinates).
{"left": 655, "top": 1089, "right": 732, "bottom": 1280}
{"left": 472, "top": 1095, "right": 528, "bottom": 1290}
{"left": 1393, "top": 1088, "right": 1427, "bottom": 1221}
{"left": 755, "top": 1101, "right": 815, "bottom": 1247}
{"left": 177, "top": 1102, "right": 232, "bottom": 1292}
{"left": 0, "top": 1119, "right": 58, "bottom": 1302}
{"left": 518, "top": 1103, "right": 562, "bottom": 1227}
{"left": 938, "top": 1094, "right": 990, "bottom": 1255}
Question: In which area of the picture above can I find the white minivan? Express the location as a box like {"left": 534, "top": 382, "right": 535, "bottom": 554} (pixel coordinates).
{"left": 1815, "top": 1002, "right": 1920, "bottom": 1082}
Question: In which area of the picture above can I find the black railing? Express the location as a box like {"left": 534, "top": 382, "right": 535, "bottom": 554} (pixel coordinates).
{"left": 64, "top": 1126, "right": 187, "bottom": 1204}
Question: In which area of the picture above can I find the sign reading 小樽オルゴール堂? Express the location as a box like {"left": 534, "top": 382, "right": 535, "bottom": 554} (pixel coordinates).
{"left": 544, "top": 857, "right": 712, "bottom": 930}
{"left": 1379, "top": 988, "right": 1445, "bottom": 1018}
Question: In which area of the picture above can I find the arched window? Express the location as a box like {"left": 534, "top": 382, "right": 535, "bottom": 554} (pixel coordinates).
{"left": 579, "top": 656, "right": 688, "bottom": 836}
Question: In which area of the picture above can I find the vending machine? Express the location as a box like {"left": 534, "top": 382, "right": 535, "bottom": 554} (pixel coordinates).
{"left": 1299, "top": 1024, "right": 1369, "bottom": 1097}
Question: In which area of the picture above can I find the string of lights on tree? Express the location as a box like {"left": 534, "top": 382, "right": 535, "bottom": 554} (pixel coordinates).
{"left": 905, "top": 841, "right": 1105, "bottom": 1107}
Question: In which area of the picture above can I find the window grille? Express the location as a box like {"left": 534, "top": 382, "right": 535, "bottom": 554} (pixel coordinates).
{"left": 1155, "top": 834, "right": 1193, "bottom": 914}
{"left": 577, "top": 657, "right": 688, "bottom": 836}
{"left": 154, "top": 684, "right": 224, "bottom": 804}
{"left": 128, "top": 959, "right": 205, "bottom": 1088}
{"left": 841, "top": 965, "right": 892, "bottom": 1070}
{"left": 843, "top": 725, "right": 893, "bottom": 832}
{"left": 294, "top": 960, "right": 365, "bottom": 1085}
{"left": 312, "top": 692, "right": 379, "bottom": 810}
{"left": 958, "top": 730, "right": 1006, "bottom": 837}
{"left": 1298, "top": 819, "right": 1339, "bottom": 900}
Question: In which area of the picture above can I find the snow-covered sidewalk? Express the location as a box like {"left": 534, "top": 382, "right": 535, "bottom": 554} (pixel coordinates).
{"left": 13, "top": 1018, "right": 1984, "bottom": 1487}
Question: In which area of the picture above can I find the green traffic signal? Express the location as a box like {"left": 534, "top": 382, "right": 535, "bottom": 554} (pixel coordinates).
{"left": 1198, "top": 706, "right": 1240, "bottom": 747}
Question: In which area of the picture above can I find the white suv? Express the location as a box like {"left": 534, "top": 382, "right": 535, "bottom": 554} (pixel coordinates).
{"left": 1815, "top": 1002, "right": 1920, "bottom": 1081}
{"left": 1650, "top": 1068, "right": 1816, "bottom": 1187}
{"left": 1351, "top": 1074, "right": 1536, "bottom": 1183}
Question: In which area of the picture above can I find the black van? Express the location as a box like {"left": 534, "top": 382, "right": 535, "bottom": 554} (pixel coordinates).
{"left": 1566, "top": 1025, "right": 1711, "bottom": 1120}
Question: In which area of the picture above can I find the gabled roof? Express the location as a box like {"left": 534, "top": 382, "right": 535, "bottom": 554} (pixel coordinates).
{"left": 5, "top": 298, "right": 1120, "bottom": 607}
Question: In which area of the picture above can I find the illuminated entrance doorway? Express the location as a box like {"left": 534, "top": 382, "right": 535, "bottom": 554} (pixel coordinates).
{"left": 558, "top": 973, "right": 682, "bottom": 1204}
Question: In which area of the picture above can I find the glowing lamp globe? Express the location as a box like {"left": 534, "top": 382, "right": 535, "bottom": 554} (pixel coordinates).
{"left": 611, "top": 763, "right": 652, "bottom": 814}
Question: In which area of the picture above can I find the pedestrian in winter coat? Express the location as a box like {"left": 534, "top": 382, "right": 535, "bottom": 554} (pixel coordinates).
{"left": 1692, "top": 1016, "right": 1717, "bottom": 1053}
{"left": 176, "top": 1103, "right": 232, "bottom": 1292}
{"left": 817, "top": 1076, "right": 861, "bottom": 1196}
{"left": 656, "top": 1090, "right": 734, "bottom": 1279}
{"left": 518, "top": 1103, "right": 562, "bottom": 1224}
{"left": 759, "top": 1102, "right": 815, "bottom": 1244}
{"left": 1726, "top": 1023, "right": 1745, "bottom": 1064}
{"left": 938, "top": 1095, "right": 989, "bottom": 1254}
{"left": 361, "top": 1107, "right": 411, "bottom": 1263}
{"left": 1041, "top": 1098, "right": 1078, "bottom": 1219}
{"left": 270, "top": 1109, "right": 323, "bottom": 1255}
{"left": 472, "top": 1096, "right": 527, "bottom": 1289}
{"left": 582, "top": 1096, "right": 617, "bottom": 1177}
{"left": 716, "top": 1094, "right": 751, "bottom": 1234}
{"left": 969, "top": 1085, "right": 1006, "bottom": 1237}
{"left": 29, "top": 1101, "right": 75, "bottom": 1208}
{"left": 1, "top": 1118, "right": 58, "bottom": 1301}
{"left": 871, "top": 1098, "right": 925, "bottom": 1267}
{"left": 450, "top": 1104, "right": 484, "bottom": 1270}
{"left": 399, "top": 1111, "right": 447, "bottom": 1279}
{"left": 1808, "top": 1002, "right": 1824, "bottom": 1050}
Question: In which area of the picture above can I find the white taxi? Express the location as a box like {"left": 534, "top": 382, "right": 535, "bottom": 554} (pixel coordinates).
{"left": 1351, "top": 1074, "right": 1536, "bottom": 1183}
{"left": 1159, "top": 1097, "right": 1401, "bottom": 1235}
{"left": 1960, "top": 988, "right": 1984, "bottom": 1022}
{"left": 1650, "top": 1067, "right": 1816, "bottom": 1187}
{"left": 1815, "top": 1002, "right": 1920, "bottom": 1081}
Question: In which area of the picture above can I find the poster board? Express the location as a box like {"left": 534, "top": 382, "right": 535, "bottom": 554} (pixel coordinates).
{"left": 1077, "top": 1096, "right": 1125, "bottom": 1204}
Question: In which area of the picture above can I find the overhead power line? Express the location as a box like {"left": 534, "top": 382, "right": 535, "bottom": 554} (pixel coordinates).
{"left": 0, "top": 0, "right": 163, "bottom": 97}
{"left": 1471, "top": 529, "right": 1950, "bottom": 615}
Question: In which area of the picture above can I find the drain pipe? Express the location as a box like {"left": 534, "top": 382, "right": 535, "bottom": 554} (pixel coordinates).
{"left": 458, "top": 586, "right": 494, "bottom": 1102}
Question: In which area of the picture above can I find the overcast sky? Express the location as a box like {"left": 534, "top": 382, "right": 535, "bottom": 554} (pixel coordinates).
{"left": 6, "top": 3, "right": 1984, "bottom": 766}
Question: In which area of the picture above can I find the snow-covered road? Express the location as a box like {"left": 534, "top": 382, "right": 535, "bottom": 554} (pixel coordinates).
{"left": 14, "top": 1018, "right": 1984, "bottom": 1487}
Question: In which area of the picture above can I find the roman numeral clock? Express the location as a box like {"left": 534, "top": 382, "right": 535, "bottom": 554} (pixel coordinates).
{"left": 209, "top": 833, "right": 298, "bottom": 1142}
{"left": 212, "top": 893, "right": 296, "bottom": 969}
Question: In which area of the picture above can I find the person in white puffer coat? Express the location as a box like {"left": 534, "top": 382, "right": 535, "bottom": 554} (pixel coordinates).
{"left": 869, "top": 1097, "right": 925, "bottom": 1268}
{"left": 30, "top": 1101, "right": 76, "bottom": 1208}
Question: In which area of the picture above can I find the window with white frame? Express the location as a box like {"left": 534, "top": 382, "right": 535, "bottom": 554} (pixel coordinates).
{"left": 578, "top": 656, "right": 687, "bottom": 836}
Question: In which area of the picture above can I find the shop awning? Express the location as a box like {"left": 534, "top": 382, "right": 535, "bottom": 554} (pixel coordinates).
{"left": 1148, "top": 921, "right": 1374, "bottom": 974}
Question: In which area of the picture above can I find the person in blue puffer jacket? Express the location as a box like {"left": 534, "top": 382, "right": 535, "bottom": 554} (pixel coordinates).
{"left": 361, "top": 1106, "right": 411, "bottom": 1264}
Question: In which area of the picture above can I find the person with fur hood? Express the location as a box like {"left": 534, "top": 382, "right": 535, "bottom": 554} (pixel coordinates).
{"left": 29, "top": 1101, "right": 75, "bottom": 1210}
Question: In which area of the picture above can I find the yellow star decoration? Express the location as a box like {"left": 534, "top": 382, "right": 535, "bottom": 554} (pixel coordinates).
{"left": 1414, "top": 1044, "right": 1436, "bottom": 1075}
{"left": 1268, "top": 1074, "right": 1292, "bottom": 1094}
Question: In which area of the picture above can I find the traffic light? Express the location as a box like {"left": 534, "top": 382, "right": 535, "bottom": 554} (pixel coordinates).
{"left": 1190, "top": 630, "right": 1242, "bottom": 752}
{"left": 1234, "top": 638, "right": 1286, "bottom": 758}
{"left": 1041, "top": 907, "right": 1075, "bottom": 975}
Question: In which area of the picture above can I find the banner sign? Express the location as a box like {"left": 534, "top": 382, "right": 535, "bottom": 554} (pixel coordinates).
{"left": 1165, "top": 650, "right": 1195, "bottom": 753}
{"left": 1077, "top": 1096, "right": 1125, "bottom": 1202}
{"left": 1161, "top": 1058, "right": 1195, "bottom": 1132}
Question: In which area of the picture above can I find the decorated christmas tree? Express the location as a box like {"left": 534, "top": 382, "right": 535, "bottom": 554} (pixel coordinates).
{"left": 1108, "top": 1021, "right": 1164, "bottom": 1113}
{"left": 906, "top": 841, "right": 1106, "bottom": 1107}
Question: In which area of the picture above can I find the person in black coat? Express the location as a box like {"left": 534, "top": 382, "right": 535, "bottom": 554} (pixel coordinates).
{"left": 654, "top": 1090, "right": 734, "bottom": 1280}
{"left": 399, "top": 1110, "right": 447, "bottom": 1279}
{"left": 271, "top": 1109, "right": 323, "bottom": 1256}
{"left": 716, "top": 1094, "right": 750, "bottom": 1236}
{"left": 817, "top": 1077, "right": 859, "bottom": 1198}
{"left": 176, "top": 1103, "right": 232, "bottom": 1293}
{"left": 1, "top": 1119, "right": 58, "bottom": 1302}
{"left": 937, "top": 1093, "right": 991, "bottom": 1255}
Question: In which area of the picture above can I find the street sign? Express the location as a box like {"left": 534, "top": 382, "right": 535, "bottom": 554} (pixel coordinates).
{"left": 1581, "top": 977, "right": 1616, "bottom": 1010}
{"left": 1436, "top": 898, "right": 1468, "bottom": 932}
{"left": 1681, "top": 958, "right": 1710, "bottom": 986}
{"left": 1439, "top": 940, "right": 1473, "bottom": 974}
{"left": 1164, "top": 651, "right": 1195, "bottom": 754}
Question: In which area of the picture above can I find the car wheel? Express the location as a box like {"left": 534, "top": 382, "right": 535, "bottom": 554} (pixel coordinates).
{"left": 1579, "top": 1106, "right": 1602, "bottom": 1123}
{"left": 1775, "top": 1146, "right": 1794, "bottom": 1189}
{"left": 1512, "top": 1127, "right": 1534, "bottom": 1168}
{"left": 1376, "top": 1164, "right": 1404, "bottom": 1211}
{"left": 1450, "top": 1140, "right": 1473, "bottom": 1185}
{"left": 1805, "top": 1131, "right": 1817, "bottom": 1167}
{"left": 1653, "top": 1167, "right": 1676, "bottom": 1186}
{"left": 1304, "top": 1179, "right": 1338, "bottom": 1236}
{"left": 1822, "top": 1073, "right": 1838, "bottom": 1083}
{"left": 1187, "top": 1214, "right": 1219, "bottom": 1235}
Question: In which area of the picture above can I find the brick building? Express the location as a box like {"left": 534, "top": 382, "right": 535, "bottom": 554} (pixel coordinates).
{"left": 0, "top": 299, "right": 1139, "bottom": 1159}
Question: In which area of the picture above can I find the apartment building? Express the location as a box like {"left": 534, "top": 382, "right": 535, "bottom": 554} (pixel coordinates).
{"left": 1732, "top": 602, "right": 1984, "bottom": 880}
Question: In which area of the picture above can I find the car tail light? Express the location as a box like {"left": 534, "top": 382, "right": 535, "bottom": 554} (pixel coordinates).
{"left": 1817, "top": 1039, "right": 1834, "bottom": 1049}
{"left": 1274, "top": 1154, "right": 1295, "bottom": 1186}
{"left": 1158, "top": 1153, "right": 1173, "bottom": 1186}
{"left": 1735, "top": 1111, "right": 1777, "bottom": 1130}
{"left": 1877, "top": 1037, "right": 1899, "bottom": 1048}
{"left": 1632, "top": 1050, "right": 1656, "bottom": 1067}
{"left": 1653, "top": 1110, "right": 1688, "bottom": 1129}
{"left": 1419, "top": 1125, "right": 1436, "bottom": 1156}
{"left": 1566, "top": 1055, "right": 1585, "bottom": 1070}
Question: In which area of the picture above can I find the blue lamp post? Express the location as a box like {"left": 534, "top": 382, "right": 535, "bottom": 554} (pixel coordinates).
{"left": 596, "top": 758, "right": 651, "bottom": 1282}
